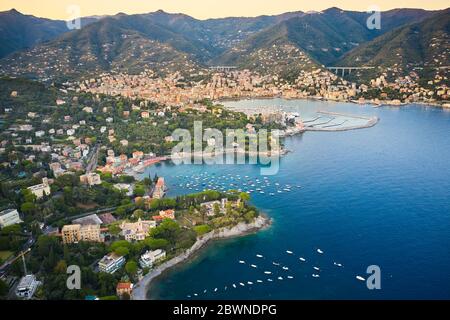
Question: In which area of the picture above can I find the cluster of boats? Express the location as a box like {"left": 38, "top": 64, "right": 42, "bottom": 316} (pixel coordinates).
{"left": 186, "top": 247, "right": 367, "bottom": 298}
{"left": 174, "top": 172, "right": 301, "bottom": 195}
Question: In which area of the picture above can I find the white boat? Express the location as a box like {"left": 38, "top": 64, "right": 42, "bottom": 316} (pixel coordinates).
{"left": 214, "top": 288, "right": 218, "bottom": 292}
{"left": 356, "top": 276, "right": 365, "bottom": 281}
{"left": 282, "top": 266, "right": 289, "bottom": 270}
{"left": 287, "top": 276, "right": 294, "bottom": 279}
{"left": 267, "top": 279, "right": 273, "bottom": 282}
{"left": 317, "top": 249, "right": 324, "bottom": 254}
{"left": 312, "top": 274, "right": 320, "bottom": 278}
{"left": 232, "top": 284, "right": 237, "bottom": 288}
{"left": 272, "top": 262, "right": 280, "bottom": 266}
{"left": 333, "top": 262, "right": 343, "bottom": 267}
{"left": 203, "top": 289, "right": 207, "bottom": 293}
{"left": 251, "top": 264, "right": 257, "bottom": 268}
{"left": 286, "top": 250, "right": 293, "bottom": 254}
{"left": 257, "top": 280, "right": 263, "bottom": 283}
{"left": 187, "top": 295, "right": 191, "bottom": 298}
{"left": 278, "top": 276, "right": 283, "bottom": 280}
{"left": 256, "top": 254, "right": 263, "bottom": 258}
{"left": 247, "top": 281, "right": 253, "bottom": 285}
{"left": 194, "top": 293, "right": 198, "bottom": 296}
{"left": 264, "top": 271, "right": 272, "bottom": 274}
{"left": 239, "top": 260, "right": 245, "bottom": 264}
{"left": 299, "top": 257, "right": 306, "bottom": 262}
{"left": 239, "top": 282, "right": 245, "bottom": 287}
{"left": 313, "top": 267, "right": 320, "bottom": 271}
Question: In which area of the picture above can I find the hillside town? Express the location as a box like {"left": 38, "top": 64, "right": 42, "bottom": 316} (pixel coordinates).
{"left": 79, "top": 67, "right": 450, "bottom": 108}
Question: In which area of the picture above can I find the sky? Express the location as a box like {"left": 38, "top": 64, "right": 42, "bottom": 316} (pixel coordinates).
{"left": 0, "top": 0, "right": 448, "bottom": 20}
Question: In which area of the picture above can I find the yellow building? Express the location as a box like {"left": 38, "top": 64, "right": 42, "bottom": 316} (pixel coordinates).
{"left": 61, "top": 224, "right": 102, "bottom": 244}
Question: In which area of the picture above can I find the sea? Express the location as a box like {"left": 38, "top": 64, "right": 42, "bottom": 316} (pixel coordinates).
{"left": 139, "top": 99, "right": 450, "bottom": 299}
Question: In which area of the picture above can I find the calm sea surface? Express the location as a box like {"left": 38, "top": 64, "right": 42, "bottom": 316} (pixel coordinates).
{"left": 141, "top": 99, "right": 450, "bottom": 299}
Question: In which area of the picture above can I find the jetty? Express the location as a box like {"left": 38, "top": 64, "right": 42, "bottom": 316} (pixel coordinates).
{"left": 303, "top": 111, "right": 378, "bottom": 131}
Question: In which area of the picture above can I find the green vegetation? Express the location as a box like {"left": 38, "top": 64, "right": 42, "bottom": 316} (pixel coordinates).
{"left": 193, "top": 224, "right": 212, "bottom": 236}
{"left": 0, "top": 278, "right": 8, "bottom": 298}
{"left": 10, "top": 189, "right": 259, "bottom": 299}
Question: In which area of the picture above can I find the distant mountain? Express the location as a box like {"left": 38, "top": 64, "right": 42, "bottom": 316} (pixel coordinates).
{"left": 0, "top": 8, "right": 443, "bottom": 80}
{"left": 337, "top": 9, "right": 450, "bottom": 71}
{"left": 0, "top": 9, "right": 306, "bottom": 79}
{"left": 0, "top": 9, "right": 68, "bottom": 58}
{"left": 215, "top": 7, "right": 439, "bottom": 70}
{"left": 0, "top": 9, "right": 104, "bottom": 59}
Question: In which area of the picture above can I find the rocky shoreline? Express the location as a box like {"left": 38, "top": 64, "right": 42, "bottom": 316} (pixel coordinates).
{"left": 131, "top": 215, "right": 271, "bottom": 300}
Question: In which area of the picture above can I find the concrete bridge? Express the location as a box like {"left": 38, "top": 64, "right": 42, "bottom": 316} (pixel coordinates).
{"left": 327, "top": 66, "right": 375, "bottom": 77}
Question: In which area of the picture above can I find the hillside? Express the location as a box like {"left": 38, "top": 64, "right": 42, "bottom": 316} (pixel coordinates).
{"left": 0, "top": 9, "right": 68, "bottom": 59}
{"left": 0, "top": 8, "right": 443, "bottom": 80}
{"left": 0, "top": 9, "right": 102, "bottom": 59}
{"left": 337, "top": 9, "right": 450, "bottom": 71}
{"left": 215, "top": 8, "right": 438, "bottom": 69}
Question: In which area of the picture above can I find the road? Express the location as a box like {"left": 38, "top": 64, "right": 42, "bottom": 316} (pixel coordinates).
{"left": 85, "top": 143, "right": 100, "bottom": 173}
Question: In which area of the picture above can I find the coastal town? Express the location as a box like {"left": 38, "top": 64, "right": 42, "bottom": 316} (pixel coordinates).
{"left": 1, "top": 55, "right": 449, "bottom": 299}
{"left": 0, "top": 2, "right": 449, "bottom": 301}
{"left": 78, "top": 67, "right": 450, "bottom": 108}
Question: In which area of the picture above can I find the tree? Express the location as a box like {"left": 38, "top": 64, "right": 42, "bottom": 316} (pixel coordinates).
{"left": 132, "top": 209, "right": 144, "bottom": 219}
{"left": 150, "top": 219, "right": 181, "bottom": 244}
{"left": 54, "top": 260, "right": 67, "bottom": 273}
{"left": 239, "top": 192, "right": 250, "bottom": 202}
{"left": 134, "top": 185, "right": 145, "bottom": 197}
{"left": 193, "top": 224, "right": 212, "bottom": 236}
{"left": 125, "top": 260, "right": 138, "bottom": 276}
{"left": 144, "top": 237, "right": 169, "bottom": 250}
{"left": 0, "top": 279, "right": 8, "bottom": 298}
{"left": 110, "top": 240, "right": 131, "bottom": 251}
{"left": 114, "top": 246, "right": 129, "bottom": 257}
{"left": 20, "top": 202, "right": 36, "bottom": 215}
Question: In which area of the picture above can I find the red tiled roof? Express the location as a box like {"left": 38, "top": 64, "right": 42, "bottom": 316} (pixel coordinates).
{"left": 116, "top": 282, "right": 132, "bottom": 290}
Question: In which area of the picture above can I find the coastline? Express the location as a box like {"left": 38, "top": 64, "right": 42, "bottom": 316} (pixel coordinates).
{"left": 131, "top": 214, "right": 271, "bottom": 300}
{"left": 218, "top": 95, "right": 448, "bottom": 109}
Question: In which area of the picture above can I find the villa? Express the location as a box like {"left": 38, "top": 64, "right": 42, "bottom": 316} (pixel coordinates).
{"left": 139, "top": 249, "right": 166, "bottom": 268}
{"left": 98, "top": 253, "right": 126, "bottom": 274}
{"left": 120, "top": 218, "right": 156, "bottom": 241}
{"left": 200, "top": 198, "right": 228, "bottom": 216}
{"left": 27, "top": 178, "right": 51, "bottom": 199}
{"left": 0, "top": 208, "right": 22, "bottom": 228}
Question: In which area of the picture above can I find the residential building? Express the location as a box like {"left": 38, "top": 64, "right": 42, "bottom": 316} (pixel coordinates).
{"left": 0, "top": 208, "right": 22, "bottom": 228}
{"left": 27, "top": 177, "right": 51, "bottom": 199}
{"left": 139, "top": 249, "right": 166, "bottom": 268}
{"left": 120, "top": 218, "right": 156, "bottom": 241}
{"left": 61, "top": 224, "right": 102, "bottom": 244}
{"left": 152, "top": 209, "right": 176, "bottom": 222}
{"left": 80, "top": 172, "right": 102, "bottom": 186}
{"left": 98, "top": 253, "right": 126, "bottom": 274}
{"left": 200, "top": 198, "right": 228, "bottom": 216}
{"left": 15, "top": 274, "right": 41, "bottom": 299}
{"left": 116, "top": 282, "right": 133, "bottom": 298}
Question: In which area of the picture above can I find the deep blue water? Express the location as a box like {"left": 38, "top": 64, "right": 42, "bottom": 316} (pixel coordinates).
{"left": 142, "top": 100, "right": 450, "bottom": 299}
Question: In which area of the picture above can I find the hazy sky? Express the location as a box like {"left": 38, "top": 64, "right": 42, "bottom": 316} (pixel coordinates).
{"left": 0, "top": 0, "right": 448, "bottom": 20}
